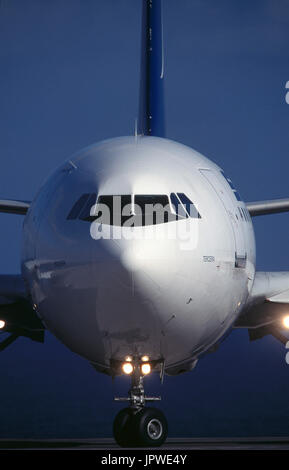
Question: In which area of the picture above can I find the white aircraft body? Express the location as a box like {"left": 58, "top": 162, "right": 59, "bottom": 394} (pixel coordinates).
{"left": 1, "top": 1, "right": 289, "bottom": 447}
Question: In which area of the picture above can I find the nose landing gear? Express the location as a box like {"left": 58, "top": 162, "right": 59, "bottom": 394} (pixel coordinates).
{"left": 113, "top": 358, "right": 168, "bottom": 447}
{"left": 113, "top": 406, "right": 168, "bottom": 447}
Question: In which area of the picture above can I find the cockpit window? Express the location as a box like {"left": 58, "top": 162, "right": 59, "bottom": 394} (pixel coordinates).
{"left": 79, "top": 193, "right": 97, "bottom": 220}
{"left": 176, "top": 193, "right": 201, "bottom": 218}
{"left": 67, "top": 193, "right": 201, "bottom": 226}
{"left": 134, "top": 195, "right": 172, "bottom": 225}
{"left": 93, "top": 194, "right": 174, "bottom": 226}
{"left": 67, "top": 194, "right": 90, "bottom": 220}
{"left": 67, "top": 193, "right": 97, "bottom": 220}
{"left": 96, "top": 195, "right": 132, "bottom": 226}
{"left": 170, "top": 193, "right": 188, "bottom": 219}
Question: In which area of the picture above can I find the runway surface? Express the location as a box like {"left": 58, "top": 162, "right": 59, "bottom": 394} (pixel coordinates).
{"left": 1, "top": 437, "right": 289, "bottom": 450}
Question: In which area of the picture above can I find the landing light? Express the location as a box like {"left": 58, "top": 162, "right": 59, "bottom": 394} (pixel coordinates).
{"left": 125, "top": 356, "right": 133, "bottom": 362}
{"left": 283, "top": 315, "right": 289, "bottom": 329}
{"left": 141, "top": 363, "right": 151, "bottom": 375}
{"left": 141, "top": 355, "right": 149, "bottom": 362}
{"left": 0, "top": 320, "right": 5, "bottom": 329}
{"left": 122, "top": 362, "right": 134, "bottom": 375}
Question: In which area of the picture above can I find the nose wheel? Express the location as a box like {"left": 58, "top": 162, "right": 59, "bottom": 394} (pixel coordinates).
{"left": 113, "top": 357, "right": 168, "bottom": 447}
{"left": 113, "top": 407, "right": 168, "bottom": 447}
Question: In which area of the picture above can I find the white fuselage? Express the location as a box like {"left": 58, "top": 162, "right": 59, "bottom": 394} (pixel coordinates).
{"left": 21, "top": 136, "right": 256, "bottom": 375}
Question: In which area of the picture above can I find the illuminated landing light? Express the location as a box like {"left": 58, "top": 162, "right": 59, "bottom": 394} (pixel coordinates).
{"left": 125, "top": 356, "right": 133, "bottom": 362}
{"left": 141, "top": 355, "right": 149, "bottom": 362}
{"left": 141, "top": 363, "right": 151, "bottom": 375}
{"left": 0, "top": 320, "right": 6, "bottom": 329}
{"left": 283, "top": 315, "right": 289, "bottom": 329}
{"left": 122, "top": 362, "right": 134, "bottom": 375}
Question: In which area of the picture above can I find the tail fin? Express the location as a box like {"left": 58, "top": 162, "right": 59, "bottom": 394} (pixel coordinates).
{"left": 137, "top": 0, "right": 165, "bottom": 137}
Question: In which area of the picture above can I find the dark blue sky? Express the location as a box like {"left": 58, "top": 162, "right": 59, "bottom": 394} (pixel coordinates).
{"left": 1, "top": 0, "right": 289, "bottom": 438}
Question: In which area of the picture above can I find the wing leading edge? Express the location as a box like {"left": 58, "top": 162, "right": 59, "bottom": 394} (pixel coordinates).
{"left": 0, "top": 199, "right": 30, "bottom": 215}
{"left": 246, "top": 198, "right": 289, "bottom": 217}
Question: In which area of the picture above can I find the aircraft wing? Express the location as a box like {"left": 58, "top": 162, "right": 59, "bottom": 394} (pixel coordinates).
{"left": 0, "top": 199, "right": 30, "bottom": 215}
{"left": 234, "top": 272, "right": 289, "bottom": 344}
{"left": 0, "top": 275, "right": 45, "bottom": 351}
{"left": 246, "top": 198, "right": 289, "bottom": 217}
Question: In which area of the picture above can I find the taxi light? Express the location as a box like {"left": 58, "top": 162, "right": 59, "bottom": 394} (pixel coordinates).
{"left": 141, "top": 355, "right": 149, "bottom": 362}
{"left": 122, "top": 362, "right": 133, "bottom": 375}
{"left": 0, "top": 320, "right": 6, "bottom": 329}
{"left": 283, "top": 315, "right": 289, "bottom": 329}
{"left": 141, "top": 363, "right": 151, "bottom": 375}
{"left": 125, "top": 356, "right": 132, "bottom": 362}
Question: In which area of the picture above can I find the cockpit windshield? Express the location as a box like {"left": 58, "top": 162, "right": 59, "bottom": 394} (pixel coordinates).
{"left": 67, "top": 193, "right": 201, "bottom": 226}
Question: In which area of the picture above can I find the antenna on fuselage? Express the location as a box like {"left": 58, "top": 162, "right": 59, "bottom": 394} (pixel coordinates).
{"left": 137, "top": 0, "right": 165, "bottom": 137}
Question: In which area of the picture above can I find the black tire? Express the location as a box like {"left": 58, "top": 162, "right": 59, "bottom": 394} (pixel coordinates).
{"left": 113, "top": 408, "right": 136, "bottom": 447}
{"left": 133, "top": 407, "right": 168, "bottom": 447}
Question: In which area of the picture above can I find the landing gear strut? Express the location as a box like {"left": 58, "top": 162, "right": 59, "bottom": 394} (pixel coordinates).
{"left": 113, "top": 358, "right": 168, "bottom": 447}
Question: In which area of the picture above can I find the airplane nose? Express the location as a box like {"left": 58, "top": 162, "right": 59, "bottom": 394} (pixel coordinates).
{"left": 95, "top": 236, "right": 170, "bottom": 290}
{"left": 91, "top": 221, "right": 185, "bottom": 299}
{"left": 91, "top": 236, "right": 166, "bottom": 362}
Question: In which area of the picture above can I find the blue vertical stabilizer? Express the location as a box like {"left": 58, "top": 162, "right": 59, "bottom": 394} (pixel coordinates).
{"left": 137, "top": 0, "right": 165, "bottom": 137}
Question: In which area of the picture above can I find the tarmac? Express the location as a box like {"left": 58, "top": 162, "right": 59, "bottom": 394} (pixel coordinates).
{"left": 1, "top": 437, "right": 289, "bottom": 450}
